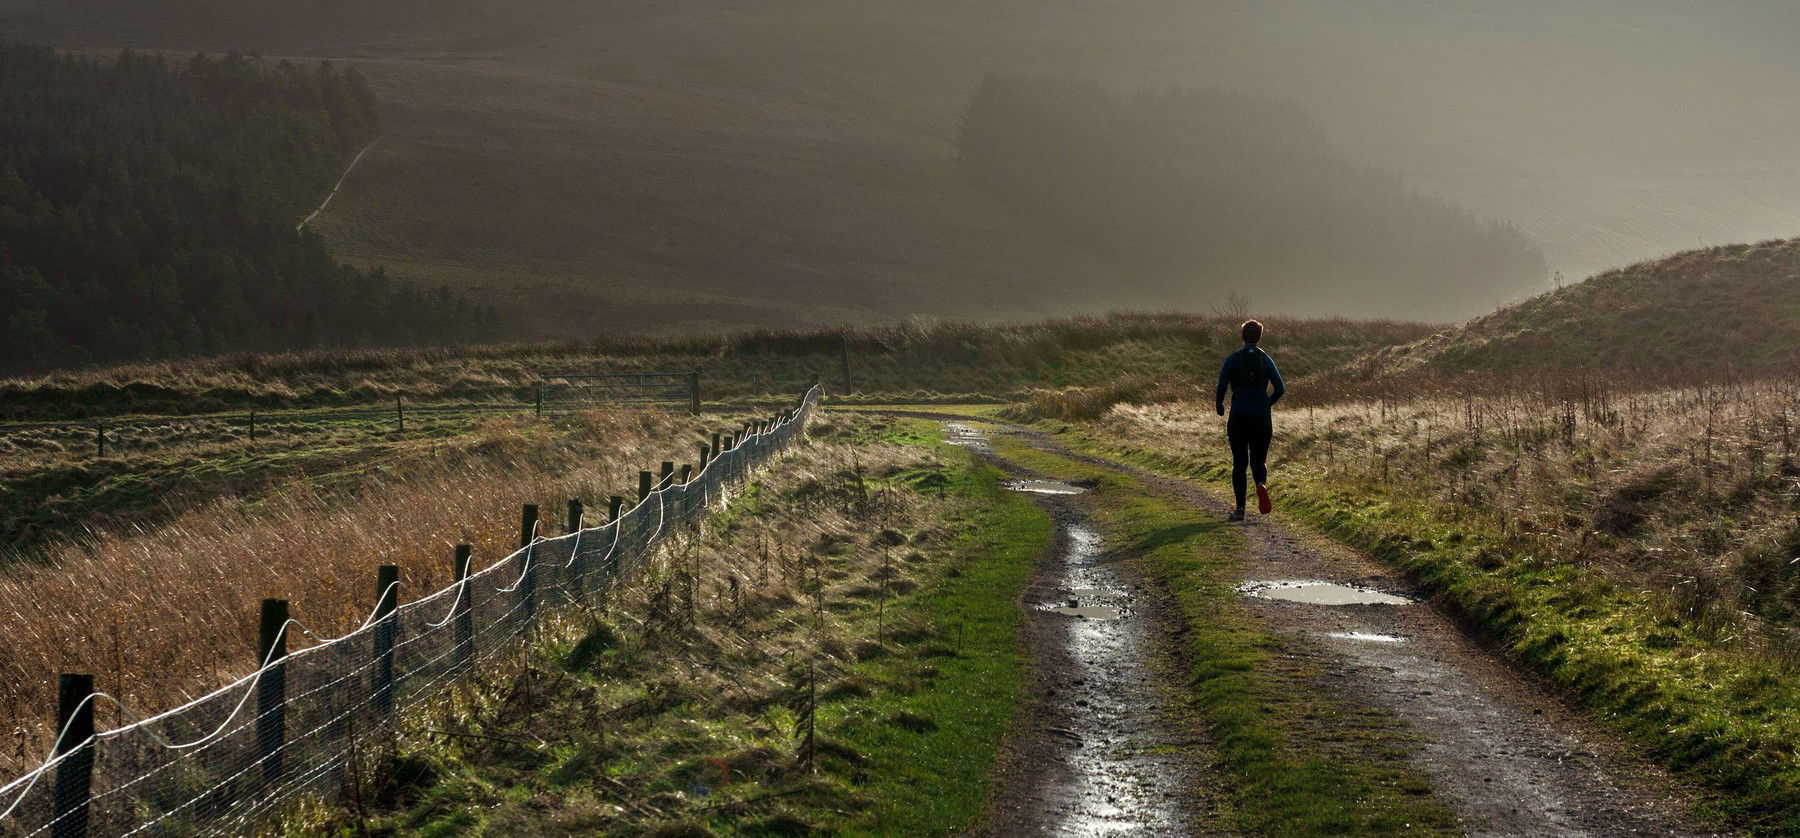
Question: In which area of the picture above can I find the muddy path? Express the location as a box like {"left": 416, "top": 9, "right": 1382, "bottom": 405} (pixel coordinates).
{"left": 1000, "top": 424, "right": 1723, "bottom": 838}
{"left": 870, "top": 411, "right": 1721, "bottom": 835}
{"left": 953, "top": 422, "right": 1220, "bottom": 837}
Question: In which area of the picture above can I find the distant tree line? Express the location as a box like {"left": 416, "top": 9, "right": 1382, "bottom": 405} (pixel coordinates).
{"left": 958, "top": 76, "right": 1547, "bottom": 320}
{"left": 0, "top": 44, "right": 499, "bottom": 373}
{"left": 4, "top": 0, "right": 582, "bottom": 54}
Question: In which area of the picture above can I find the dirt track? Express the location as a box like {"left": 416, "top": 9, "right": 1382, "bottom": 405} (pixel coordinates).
{"left": 955, "top": 418, "right": 1721, "bottom": 837}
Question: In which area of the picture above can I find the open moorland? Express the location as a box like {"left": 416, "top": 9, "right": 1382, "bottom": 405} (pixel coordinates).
{"left": 4, "top": 240, "right": 1800, "bottom": 835}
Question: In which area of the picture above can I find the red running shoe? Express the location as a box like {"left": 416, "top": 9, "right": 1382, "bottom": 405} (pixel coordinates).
{"left": 1256, "top": 484, "right": 1272, "bottom": 515}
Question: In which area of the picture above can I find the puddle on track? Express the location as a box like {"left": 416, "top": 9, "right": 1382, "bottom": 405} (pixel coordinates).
{"left": 1240, "top": 580, "right": 1414, "bottom": 606}
{"left": 1004, "top": 478, "right": 1090, "bottom": 495}
{"left": 943, "top": 422, "right": 991, "bottom": 451}
{"left": 1325, "top": 631, "right": 1409, "bottom": 643}
{"left": 1067, "top": 588, "right": 1127, "bottom": 600}
{"left": 1040, "top": 523, "right": 1187, "bottom": 835}
{"left": 1041, "top": 604, "right": 1126, "bottom": 620}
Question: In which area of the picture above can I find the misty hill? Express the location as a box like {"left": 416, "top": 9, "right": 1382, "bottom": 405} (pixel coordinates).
{"left": 6, "top": 0, "right": 1800, "bottom": 341}
{"left": 0, "top": 45, "right": 498, "bottom": 372}
{"left": 1353, "top": 237, "right": 1800, "bottom": 382}
{"left": 959, "top": 77, "right": 1546, "bottom": 321}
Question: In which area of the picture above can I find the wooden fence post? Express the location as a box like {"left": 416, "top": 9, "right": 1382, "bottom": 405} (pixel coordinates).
{"left": 373, "top": 566, "right": 400, "bottom": 718}
{"left": 452, "top": 545, "right": 472, "bottom": 672}
{"left": 256, "top": 599, "right": 289, "bottom": 793}
{"left": 688, "top": 371, "right": 701, "bottom": 416}
{"left": 638, "top": 471, "right": 653, "bottom": 503}
{"left": 567, "top": 499, "right": 584, "bottom": 598}
{"left": 395, "top": 396, "right": 404, "bottom": 433}
{"left": 698, "top": 444, "right": 710, "bottom": 470}
{"left": 659, "top": 461, "right": 674, "bottom": 490}
{"left": 710, "top": 432, "right": 721, "bottom": 460}
{"left": 519, "top": 504, "right": 539, "bottom": 621}
{"left": 249, "top": 409, "right": 257, "bottom": 443}
{"left": 95, "top": 424, "right": 104, "bottom": 459}
{"left": 535, "top": 387, "right": 543, "bottom": 418}
{"left": 519, "top": 503, "right": 539, "bottom": 548}
{"left": 609, "top": 495, "right": 624, "bottom": 522}
{"left": 51, "top": 673, "right": 95, "bottom": 838}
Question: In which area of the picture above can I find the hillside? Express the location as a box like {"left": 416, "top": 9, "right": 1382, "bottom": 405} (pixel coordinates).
{"left": 1348, "top": 237, "right": 1800, "bottom": 385}
{"left": 0, "top": 0, "right": 1561, "bottom": 338}
{"left": 0, "top": 45, "right": 497, "bottom": 372}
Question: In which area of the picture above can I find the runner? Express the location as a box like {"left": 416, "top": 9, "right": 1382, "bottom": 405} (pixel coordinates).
{"left": 1214, "top": 319, "right": 1284, "bottom": 521}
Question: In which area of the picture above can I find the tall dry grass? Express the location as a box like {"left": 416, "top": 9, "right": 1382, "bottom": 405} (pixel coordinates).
{"left": 0, "top": 408, "right": 717, "bottom": 774}
{"left": 1099, "top": 372, "right": 1800, "bottom": 653}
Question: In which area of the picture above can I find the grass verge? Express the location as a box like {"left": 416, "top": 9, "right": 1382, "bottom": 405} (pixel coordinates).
{"left": 292, "top": 414, "right": 1051, "bottom": 836}
{"left": 987, "top": 433, "right": 1455, "bottom": 835}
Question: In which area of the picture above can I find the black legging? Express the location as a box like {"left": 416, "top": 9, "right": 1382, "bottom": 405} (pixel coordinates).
{"left": 1227, "top": 414, "right": 1272, "bottom": 510}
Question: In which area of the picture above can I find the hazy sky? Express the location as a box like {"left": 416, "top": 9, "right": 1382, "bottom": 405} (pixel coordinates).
{"left": 1107, "top": 0, "right": 1800, "bottom": 284}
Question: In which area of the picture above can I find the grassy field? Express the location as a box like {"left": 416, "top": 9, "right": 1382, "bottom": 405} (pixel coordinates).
{"left": 274, "top": 413, "right": 1052, "bottom": 835}
{"left": 0, "top": 314, "right": 1432, "bottom": 420}
{"left": 0, "top": 405, "right": 789, "bottom": 775}
{"left": 1061, "top": 375, "right": 1800, "bottom": 833}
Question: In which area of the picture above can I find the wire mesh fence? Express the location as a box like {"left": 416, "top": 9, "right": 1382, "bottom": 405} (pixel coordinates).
{"left": 0, "top": 385, "right": 820, "bottom": 838}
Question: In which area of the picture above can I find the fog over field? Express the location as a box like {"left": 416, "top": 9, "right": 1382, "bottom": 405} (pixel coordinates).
{"left": 6, "top": 0, "right": 1799, "bottom": 333}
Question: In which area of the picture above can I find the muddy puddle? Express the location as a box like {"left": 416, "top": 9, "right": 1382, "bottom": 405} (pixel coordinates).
{"left": 1004, "top": 478, "right": 1090, "bottom": 495}
{"left": 1325, "top": 631, "right": 1409, "bottom": 643}
{"left": 1240, "top": 580, "right": 1414, "bottom": 606}
{"left": 1036, "top": 523, "right": 1187, "bottom": 834}
{"left": 944, "top": 422, "right": 991, "bottom": 451}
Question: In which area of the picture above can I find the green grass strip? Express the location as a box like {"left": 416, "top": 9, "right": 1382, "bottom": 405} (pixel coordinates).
{"left": 827, "top": 452, "right": 1052, "bottom": 834}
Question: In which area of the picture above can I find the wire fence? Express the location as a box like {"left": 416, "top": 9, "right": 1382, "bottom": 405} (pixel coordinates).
{"left": 0, "top": 385, "right": 821, "bottom": 838}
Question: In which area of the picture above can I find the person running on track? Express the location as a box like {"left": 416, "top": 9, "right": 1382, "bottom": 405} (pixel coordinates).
{"left": 1215, "top": 319, "right": 1284, "bottom": 521}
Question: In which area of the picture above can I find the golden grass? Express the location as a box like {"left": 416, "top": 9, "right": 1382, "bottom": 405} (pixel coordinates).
{"left": 0, "top": 408, "right": 729, "bottom": 774}
{"left": 1098, "top": 373, "right": 1800, "bottom": 650}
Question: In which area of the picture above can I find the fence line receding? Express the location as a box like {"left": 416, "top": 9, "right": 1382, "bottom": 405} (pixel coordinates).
{"left": 0, "top": 385, "right": 821, "bottom": 838}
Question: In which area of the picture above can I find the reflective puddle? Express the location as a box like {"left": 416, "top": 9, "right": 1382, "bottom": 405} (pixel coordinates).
{"left": 1040, "top": 521, "right": 1185, "bottom": 835}
{"left": 943, "top": 422, "right": 991, "bottom": 451}
{"left": 1239, "top": 580, "right": 1415, "bottom": 606}
{"left": 1326, "top": 631, "right": 1409, "bottom": 643}
{"left": 1067, "top": 588, "right": 1127, "bottom": 599}
{"left": 1041, "top": 602, "right": 1126, "bottom": 620}
{"left": 1003, "top": 478, "right": 1089, "bottom": 495}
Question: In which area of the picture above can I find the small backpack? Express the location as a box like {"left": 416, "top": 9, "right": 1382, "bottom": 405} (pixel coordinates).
{"left": 1233, "top": 347, "right": 1268, "bottom": 391}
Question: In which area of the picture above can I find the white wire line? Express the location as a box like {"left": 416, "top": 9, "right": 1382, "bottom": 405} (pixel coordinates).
{"left": 494, "top": 520, "right": 546, "bottom": 594}
{"left": 0, "top": 387, "right": 821, "bottom": 830}
{"left": 0, "top": 608, "right": 307, "bottom": 824}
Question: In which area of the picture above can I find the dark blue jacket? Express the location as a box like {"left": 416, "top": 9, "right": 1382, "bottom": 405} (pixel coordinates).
{"left": 1215, "top": 345, "right": 1284, "bottom": 416}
